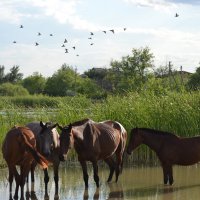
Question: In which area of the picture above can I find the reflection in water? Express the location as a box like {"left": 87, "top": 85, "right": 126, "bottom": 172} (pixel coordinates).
{"left": 2, "top": 165, "right": 200, "bottom": 200}
{"left": 83, "top": 188, "right": 100, "bottom": 200}
{"left": 107, "top": 183, "right": 124, "bottom": 199}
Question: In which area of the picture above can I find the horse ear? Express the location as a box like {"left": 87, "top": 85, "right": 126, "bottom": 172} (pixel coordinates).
{"left": 40, "top": 121, "right": 45, "bottom": 128}
{"left": 69, "top": 123, "right": 72, "bottom": 130}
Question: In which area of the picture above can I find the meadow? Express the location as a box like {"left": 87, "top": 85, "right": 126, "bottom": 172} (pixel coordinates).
{"left": 0, "top": 91, "right": 199, "bottom": 167}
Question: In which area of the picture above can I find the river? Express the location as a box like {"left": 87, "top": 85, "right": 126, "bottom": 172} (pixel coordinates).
{"left": 1, "top": 164, "right": 200, "bottom": 200}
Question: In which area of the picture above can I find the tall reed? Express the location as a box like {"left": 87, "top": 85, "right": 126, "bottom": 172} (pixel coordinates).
{"left": 0, "top": 91, "right": 199, "bottom": 166}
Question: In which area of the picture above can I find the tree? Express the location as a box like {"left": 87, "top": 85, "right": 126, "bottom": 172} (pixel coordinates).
{"left": 0, "top": 83, "right": 29, "bottom": 96}
{"left": 187, "top": 66, "right": 200, "bottom": 90}
{"left": 44, "top": 64, "right": 78, "bottom": 96}
{"left": 107, "top": 47, "right": 154, "bottom": 92}
{"left": 4, "top": 66, "right": 23, "bottom": 83}
{"left": 77, "top": 77, "right": 106, "bottom": 99}
{"left": 22, "top": 72, "right": 46, "bottom": 94}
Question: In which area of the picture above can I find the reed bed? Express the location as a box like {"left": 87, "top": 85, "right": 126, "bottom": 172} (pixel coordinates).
{"left": 0, "top": 91, "right": 199, "bottom": 167}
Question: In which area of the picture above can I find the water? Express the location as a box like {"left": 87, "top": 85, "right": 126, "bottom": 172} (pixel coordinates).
{"left": 1, "top": 164, "right": 200, "bottom": 200}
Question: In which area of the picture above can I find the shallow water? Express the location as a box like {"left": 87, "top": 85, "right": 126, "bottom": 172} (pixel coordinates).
{"left": 1, "top": 164, "right": 200, "bottom": 200}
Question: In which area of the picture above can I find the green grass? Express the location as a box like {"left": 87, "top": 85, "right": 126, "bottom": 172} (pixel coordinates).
{"left": 0, "top": 91, "right": 199, "bottom": 167}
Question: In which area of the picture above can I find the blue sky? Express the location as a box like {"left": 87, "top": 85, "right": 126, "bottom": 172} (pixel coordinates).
{"left": 0, "top": 0, "right": 200, "bottom": 77}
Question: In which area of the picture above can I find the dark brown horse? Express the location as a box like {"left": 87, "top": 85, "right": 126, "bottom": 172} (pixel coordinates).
{"left": 26, "top": 121, "right": 60, "bottom": 195}
{"left": 127, "top": 127, "right": 200, "bottom": 185}
{"left": 58, "top": 118, "right": 127, "bottom": 188}
{"left": 2, "top": 126, "right": 48, "bottom": 200}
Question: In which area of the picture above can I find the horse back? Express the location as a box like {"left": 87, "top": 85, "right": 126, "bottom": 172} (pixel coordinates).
{"left": 83, "top": 122, "right": 121, "bottom": 159}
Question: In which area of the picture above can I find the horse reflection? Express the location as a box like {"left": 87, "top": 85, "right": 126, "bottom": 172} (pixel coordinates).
{"left": 107, "top": 183, "right": 124, "bottom": 199}
{"left": 83, "top": 188, "right": 99, "bottom": 200}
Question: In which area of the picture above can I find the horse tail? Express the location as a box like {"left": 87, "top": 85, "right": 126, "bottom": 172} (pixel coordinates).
{"left": 113, "top": 122, "right": 127, "bottom": 174}
{"left": 21, "top": 131, "right": 48, "bottom": 169}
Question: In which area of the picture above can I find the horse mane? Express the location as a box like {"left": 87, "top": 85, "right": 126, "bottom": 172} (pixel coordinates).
{"left": 138, "top": 128, "right": 178, "bottom": 138}
{"left": 71, "top": 118, "right": 94, "bottom": 126}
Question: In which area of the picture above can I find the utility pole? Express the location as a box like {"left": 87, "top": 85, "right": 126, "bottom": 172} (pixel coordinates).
{"left": 168, "top": 61, "right": 172, "bottom": 90}
{"left": 74, "top": 66, "right": 77, "bottom": 94}
{"left": 180, "top": 65, "right": 184, "bottom": 86}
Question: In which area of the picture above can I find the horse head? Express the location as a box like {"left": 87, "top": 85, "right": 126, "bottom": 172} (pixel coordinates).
{"left": 57, "top": 123, "right": 73, "bottom": 161}
{"left": 127, "top": 127, "right": 143, "bottom": 154}
{"left": 39, "top": 121, "right": 58, "bottom": 158}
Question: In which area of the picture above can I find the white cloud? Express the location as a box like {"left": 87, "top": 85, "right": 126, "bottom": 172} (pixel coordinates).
{"left": 0, "top": 1, "right": 23, "bottom": 23}
{"left": 0, "top": 0, "right": 103, "bottom": 31}
{"left": 123, "top": 0, "right": 177, "bottom": 11}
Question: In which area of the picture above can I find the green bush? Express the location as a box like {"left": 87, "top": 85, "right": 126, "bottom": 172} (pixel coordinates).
{"left": 0, "top": 83, "right": 29, "bottom": 96}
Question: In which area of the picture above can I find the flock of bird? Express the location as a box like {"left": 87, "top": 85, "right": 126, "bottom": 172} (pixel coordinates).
{"left": 12, "top": 25, "right": 127, "bottom": 57}
{"left": 12, "top": 13, "right": 179, "bottom": 57}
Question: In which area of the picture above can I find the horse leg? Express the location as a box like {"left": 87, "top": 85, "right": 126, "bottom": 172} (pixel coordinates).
{"left": 168, "top": 166, "right": 174, "bottom": 185}
{"left": 53, "top": 161, "right": 60, "bottom": 195}
{"left": 115, "top": 145, "right": 124, "bottom": 182}
{"left": 13, "top": 167, "right": 20, "bottom": 200}
{"left": 44, "top": 168, "right": 49, "bottom": 196}
{"left": 104, "top": 157, "right": 115, "bottom": 182}
{"left": 92, "top": 161, "right": 99, "bottom": 188}
{"left": 162, "top": 164, "right": 173, "bottom": 185}
{"left": 20, "top": 166, "right": 26, "bottom": 200}
{"left": 79, "top": 159, "right": 89, "bottom": 188}
{"left": 8, "top": 166, "right": 14, "bottom": 198}
{"left": 31, "top": 161, "right": 36, "bottom": 183}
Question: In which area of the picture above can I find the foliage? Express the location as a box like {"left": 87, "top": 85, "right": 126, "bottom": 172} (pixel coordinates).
{"left": 44, "top": 64, "right": 77, "bottom": 96}
{"left": 106, "top": 47, "right": 154, "bottom": 93}
{"left": 0, "top": 91, "right": 199, "bottom": 166}
{"left": 4, "top": 66, "right": 23, "bottom": 83}
{"left": 0, "top": 83, "right": 29, "bottom": 96}
{"left": 187, "top": 66, "right": 200, "bottom": 90}
{"left": 22, "top": 72, "right": 46, "bottom": 94}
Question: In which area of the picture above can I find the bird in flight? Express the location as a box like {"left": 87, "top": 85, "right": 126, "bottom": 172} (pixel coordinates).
{"left": 64, "top": 39, "right": 68, "bottom": 43}
{"left": 175, "top": 13, "right": 179, "bottom": 17}
{"left": 35, "top": 42, "right": 39, "bottom": 46}
{"left": 102, "top": 31, "right": 106, "bottom": 34}
{"left": 65, "top": 49, "right": 68, "bottom": 53}
{"left": 110, "top": 29, "right": 115, "bottom": 34}
{"left": 20, "top": 25, "right": 23, "bottom": 28}
{"left": 90, "top": 32, "right": 94, "bottom": 35}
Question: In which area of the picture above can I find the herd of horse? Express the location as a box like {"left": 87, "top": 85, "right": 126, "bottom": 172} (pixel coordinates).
{"left": 2, "top": 118, "right": 200, "bottom": 199}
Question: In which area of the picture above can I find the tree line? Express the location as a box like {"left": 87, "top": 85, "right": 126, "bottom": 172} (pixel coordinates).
{"left": 0, "top": 47, "right": 199, "bottom": 98}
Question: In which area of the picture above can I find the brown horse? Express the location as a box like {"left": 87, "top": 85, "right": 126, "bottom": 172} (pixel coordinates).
{"left": 26, "top": 121, "right": 59, "bottom": 195}
{"left": 127, "top": 127, "right": 200, "bottom": 185}
{"left": 2, "top": 126, "right": 48, "bottom": 200}
{"left": 58, "top": 118, "right": 127, "bottom": 188}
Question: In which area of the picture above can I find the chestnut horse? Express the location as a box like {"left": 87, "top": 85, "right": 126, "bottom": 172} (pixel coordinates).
{"left": 26, "top": 121, "right": 60, "bottom": 195}
{"left": 2, "top": 126, "right": 48, "bottom": 200}
{"left": 58, "top": 118, "right": 127, "bottom": 188}
{"left": 127, "top": 127, "right": 200, "bottom": 185}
